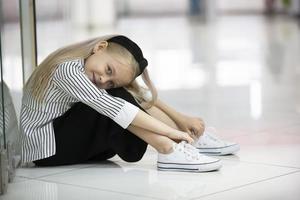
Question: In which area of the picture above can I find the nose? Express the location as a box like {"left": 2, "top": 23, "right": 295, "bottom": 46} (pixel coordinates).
{"left": 99, "top": 75, "right": 109, "bottom": 84}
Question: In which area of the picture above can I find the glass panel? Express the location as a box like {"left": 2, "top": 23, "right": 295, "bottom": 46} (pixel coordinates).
{"left": 35, "top": 0, "right": 117, "bottom": 62}
{"left": 0, "top": 27, "right": 4, "bottom": 151}
{"left": 0, "top": 0, "right": 23, "bottom": 180}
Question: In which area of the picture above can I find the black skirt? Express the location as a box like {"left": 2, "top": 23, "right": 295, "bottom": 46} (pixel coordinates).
{"left": 33, "top": 87, "right": 148, "bottom": 166}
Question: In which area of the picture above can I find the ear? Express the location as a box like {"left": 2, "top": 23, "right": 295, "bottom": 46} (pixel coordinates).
{"left": 93, "top": 41, "right": 109, "bottom": 53}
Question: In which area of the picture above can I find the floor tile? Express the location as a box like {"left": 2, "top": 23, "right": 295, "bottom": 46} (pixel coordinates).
{"left": 225, "top": 130, "right": 300, "bottom": 168}
{"left": 10, "top": 176, "right": 30, "bottom": 183}
{"left": 198, "top": 171, "right": 300, "bottom": 200}
{"left": 39, "top": 153, "right": 296, "bottom": 200}
{"left": 16, "top": 164, "right": 95, "bottom": 179}
{"left": 2, "top": 179, "right": 158, "bottom": 200}
{"left": 16, "top": 155, "right": 123, "bottom": 179}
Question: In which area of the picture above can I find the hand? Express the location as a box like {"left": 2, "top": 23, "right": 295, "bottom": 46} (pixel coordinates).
{"left": 176, "top": 115, "right": 205, "bottom": 140}
{"left": 167, "top": 130, "right": 195, "bottom": 144}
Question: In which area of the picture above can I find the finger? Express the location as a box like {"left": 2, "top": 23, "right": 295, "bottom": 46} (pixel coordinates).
{"left": 179, "top": 133, "right": 187, "bottom": 141}
{"left": 196, "top": 126, "right": 205, "bottom": 134}
{"left": 178, "top": 130, "right": 195, "bottom": 144}
{"left": 183, "top": 133, "right": 194, "bottom": 144}
{"left": 191, "top": 130, "right": 198, "bottom": 140}
{"left": 187, "top": 134, "right": 195, "bottom": 143}
{"left": 191, "top": 128, "right": 201, "bottom": 138}
{"left": 201, "top": 122, "right": 206, "bottom": 130}
{"left": 197, "top": 119, "right": 205, "bottom": 129}
{"left": 191, "top": 137, "right": 195, "bottom": 143}
{"left": 188, "top": 129, "right": 197, "bottom": 141}
{"left": 197, "top": 128, "right": 205, "bottom": 137}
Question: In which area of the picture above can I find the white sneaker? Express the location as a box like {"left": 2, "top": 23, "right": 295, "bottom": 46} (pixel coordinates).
{"left": 193, "top": 127, "right": 240, "bottom": 156}
{"left": 157, "top": 141, "right": 222, "bottom": 172}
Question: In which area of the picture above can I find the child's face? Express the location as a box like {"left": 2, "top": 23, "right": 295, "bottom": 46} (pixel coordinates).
{"left": 84, "top": 43, "right": 134, "bottom": 90}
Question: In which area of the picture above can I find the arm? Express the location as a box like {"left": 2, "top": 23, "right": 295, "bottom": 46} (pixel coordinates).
{"left": 130, "top": 109, "right": 194, "bottom": 143}
{"left": 154, "top": 98, "right": 205, "bottom": 138}
{"left": 154, "top": 98, "right": 188, "bottom": 127}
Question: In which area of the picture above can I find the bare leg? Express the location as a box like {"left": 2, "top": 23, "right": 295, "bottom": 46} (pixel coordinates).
{"left": 127, "top": 125, "right": 174, "bottom": 154}
{"left": 127, "top": 105, "right": 181, "bottom": 154}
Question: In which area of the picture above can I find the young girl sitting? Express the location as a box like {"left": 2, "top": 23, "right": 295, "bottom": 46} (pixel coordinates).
{"left": 20, "top": 35, "right": 239, "bottom": 172}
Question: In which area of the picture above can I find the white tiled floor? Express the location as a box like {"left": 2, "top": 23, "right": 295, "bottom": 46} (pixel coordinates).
{"left": 3, "top": 14, "right": 300, "bottom": 200}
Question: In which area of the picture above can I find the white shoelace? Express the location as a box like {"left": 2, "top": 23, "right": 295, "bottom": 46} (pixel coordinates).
{"left": 204, "top": 127, "right": 220, "bottom": 141}
{"left": 196, "top": 126, "right": 225, "bottom": 146}
{"left": 175, "top": 141, "right": 202, "bottom": 160}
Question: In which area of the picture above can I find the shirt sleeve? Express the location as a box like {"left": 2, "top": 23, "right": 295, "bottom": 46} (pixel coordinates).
{"left": 52, "top": 60, "right": 139, "bottom": 129}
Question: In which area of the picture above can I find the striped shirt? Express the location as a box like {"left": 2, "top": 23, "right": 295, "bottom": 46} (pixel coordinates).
{"left": 20, "top": 58, "right": 139, "bottom": 163}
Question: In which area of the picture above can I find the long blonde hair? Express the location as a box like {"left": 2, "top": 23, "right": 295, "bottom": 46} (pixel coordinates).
{"left": 24, "top": 35, "right": 157, "bottom": 109}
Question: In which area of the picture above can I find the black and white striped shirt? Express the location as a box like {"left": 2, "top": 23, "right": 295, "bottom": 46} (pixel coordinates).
{"left": 20, "top": 58, "right": 139, "bottom": 163}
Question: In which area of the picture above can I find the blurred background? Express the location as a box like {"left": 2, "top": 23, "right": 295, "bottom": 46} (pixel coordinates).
{"left": 0, "top": 0, "right": 300, "bottom": 196}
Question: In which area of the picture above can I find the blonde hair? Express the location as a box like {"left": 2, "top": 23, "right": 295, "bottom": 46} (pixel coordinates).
{"left": 24, "top": 35, "right": 157, "bottom": 109}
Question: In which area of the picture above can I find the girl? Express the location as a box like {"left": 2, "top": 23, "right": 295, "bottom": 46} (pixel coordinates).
{"left": 20, "top": 35, "right": 239, "bottom": 172}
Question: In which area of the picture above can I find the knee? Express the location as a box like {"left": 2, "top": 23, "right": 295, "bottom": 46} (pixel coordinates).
{"left": 122, "top": 154, "right": 144, "bottom": 163}
{"left": 119, "top": 146, "right": 147, "bottom": 163}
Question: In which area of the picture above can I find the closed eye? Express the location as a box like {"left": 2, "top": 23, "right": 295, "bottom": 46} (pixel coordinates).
{"left": 107, "top": 65, "right": 113, "bottom": 75}
{"left": 106, "top": 65, "right": 115, "bottom": 88}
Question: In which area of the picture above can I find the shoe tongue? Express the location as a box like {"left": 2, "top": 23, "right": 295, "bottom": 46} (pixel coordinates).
{"left": 181, "top": 141, "right": 198, "bottom": 153}
{"left": 207, "top": 134, "right": 227, "bottom": 149}
{"left": 174, "top": 141, "right": 187, "bottom": 150}
{"left": 198, "top": 132, "right": 221, "bottom": 144}
{"left": 172, "top": 142, "right": 178, "bottom": 150}
{"left": 207, "top": 132, "right": 220, "bottom": 141}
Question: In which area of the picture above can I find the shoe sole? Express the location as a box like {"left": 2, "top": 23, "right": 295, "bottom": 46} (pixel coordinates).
{"left": 197, "top": 144, "right": 240, "bottom": 156}
{"left": 157, "top": 159, "right": 222, "bottom": 172}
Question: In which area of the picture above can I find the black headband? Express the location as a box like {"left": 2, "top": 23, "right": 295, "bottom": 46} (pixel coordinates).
{"left": 107, "top": 35, "right": 148, "bottom": 76}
